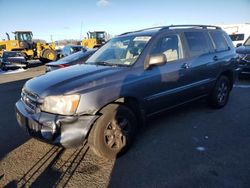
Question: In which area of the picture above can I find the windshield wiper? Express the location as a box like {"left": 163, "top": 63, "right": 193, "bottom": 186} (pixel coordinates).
{"left": 87, "top": 61, "right": 119, "bottom": 67}
{"left": 86, "top": 61, "right": 130, "bottom": 67}
{"left": 95, "top": 61, "right": 113, "bottom": 66}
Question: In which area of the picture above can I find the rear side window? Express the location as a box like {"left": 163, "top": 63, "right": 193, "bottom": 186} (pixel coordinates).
{"left": 210, "top": 32, "right": 229, "bottom": 52}
{"left": 184, "top": 32, "right": 211, "bottom": 57}
{"left": 229, "top": 34, "right": 244, "bottom": 41}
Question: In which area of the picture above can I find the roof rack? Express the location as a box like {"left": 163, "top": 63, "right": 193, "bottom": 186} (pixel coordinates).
{"left": 160, "top": 25, "right": 222, "bottom": 30}
{"left": 119, "top": 24, "right": 221, "bottom": 36}
{"left": 119, "top": 26, "right": 165, "bottom": 36}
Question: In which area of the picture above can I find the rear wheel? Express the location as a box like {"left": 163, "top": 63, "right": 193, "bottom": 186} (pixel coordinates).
{"left": 0, "top": 64, "right": 7, "bottom": 71}
{"left": 23, "top": 64, "right": 29, "bottom": 69}
{"left": 208, "top": 76, "right": 230, "bottom": 108}
{"left": 88, "top": 104, "right": 137, "bottom": 159}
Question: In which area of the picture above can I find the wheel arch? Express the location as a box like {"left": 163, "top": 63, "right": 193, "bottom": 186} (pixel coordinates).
{"left": 96, "top": 96, "right": 146, "bottom": 127}
{"left": 218, "top": 70, "right": 234, "bottom": 90}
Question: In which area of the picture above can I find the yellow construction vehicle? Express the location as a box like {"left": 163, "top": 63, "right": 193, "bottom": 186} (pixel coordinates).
{"left": 0, "top": 31, "right": 57, "bottom": 62}
{"left": 82, "top": 31, "right": 107, "bottom": 48}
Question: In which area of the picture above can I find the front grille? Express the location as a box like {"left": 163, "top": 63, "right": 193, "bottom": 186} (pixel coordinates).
{"left": 243, "top": 55, "right": 250, "bottom": 62}
{"left": 21, "top": 89, "right": 39, "bottom": 113}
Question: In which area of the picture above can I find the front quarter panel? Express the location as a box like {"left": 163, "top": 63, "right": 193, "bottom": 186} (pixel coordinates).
{"left": 76, "top": 66, "right": 145, "bottom": 115}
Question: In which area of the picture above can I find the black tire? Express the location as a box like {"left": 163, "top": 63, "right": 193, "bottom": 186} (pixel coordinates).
{"left": 0, "top": 64, "right": 7, "bottom": 71}
{"left": 88, "top": 104, "right": 137, "bottom": 159}
{"left": 208, "top": 75, "right": 231, "bottom": 108}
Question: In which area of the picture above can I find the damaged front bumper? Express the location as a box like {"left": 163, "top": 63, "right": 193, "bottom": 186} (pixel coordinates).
{"left": 15, "top": 99, "right": 99, "bottom": 148}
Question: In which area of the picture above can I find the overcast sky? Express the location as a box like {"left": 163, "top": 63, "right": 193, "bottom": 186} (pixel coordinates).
{"left": 0, "top": 0, "right": 249, "bottom": 41}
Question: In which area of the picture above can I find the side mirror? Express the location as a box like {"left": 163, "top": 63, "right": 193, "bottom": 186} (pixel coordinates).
{"left": 236, "top": 43, "right": 242, "bottom": 48}
{"left": 148, "top": 54, "right": 167, "bottom": 67}
{"left": 236, "top": 48, "right": 240, "bottom": 53}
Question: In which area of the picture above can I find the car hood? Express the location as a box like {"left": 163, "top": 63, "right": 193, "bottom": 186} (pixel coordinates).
{"left": 24, "top": 64, "right": 128, "bottom": 97}
{"left": 47, "top": 58, "right": 74, "bottom": 66}
{"left": 236, "top": 46, "right": 250, "bottom": 54}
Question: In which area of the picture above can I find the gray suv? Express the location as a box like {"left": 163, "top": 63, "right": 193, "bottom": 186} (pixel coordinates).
{"left": 15, "top": 25, "right": 237, "bottom": 159}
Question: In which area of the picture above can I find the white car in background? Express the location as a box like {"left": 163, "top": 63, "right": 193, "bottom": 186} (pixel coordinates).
{"left": 217, "top": 23, "right": 250, "bottom": 47}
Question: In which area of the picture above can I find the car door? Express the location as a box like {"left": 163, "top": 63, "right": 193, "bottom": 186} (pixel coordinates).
{"left": 209, "top": 30, "right": 234, "bottom": 76}
{"left": 180, "top": 31, "right": 219, "bottom": 98}
{"left": 141, "top": 32, "right": 193, "bottom": 115}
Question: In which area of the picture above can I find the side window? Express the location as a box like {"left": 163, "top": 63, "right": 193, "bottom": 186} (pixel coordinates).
{"left": 64, "top": 47, "right": 70, "bottom": 55}
{"left": 184, "top": 32, "right": 211, "bottom": 57}
{"left": 63, "top": 47, "right": 67, "bottom": 55}
{"left": 229, "top": 34, "right": 244, "bottom": 41}
{"left": 150, "top": 35, "right": 183, "bottom": 62}
{"left": 210, "top": 31, "right": 229, "bottom": 52}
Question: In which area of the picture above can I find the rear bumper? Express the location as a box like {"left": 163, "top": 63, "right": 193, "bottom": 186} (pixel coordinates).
{"left": 15, "top": 100, "right": 99, "bottom": 148}
{"left": 238, "top": 67, "right": 250, "bottom": 75}
{"left": 3, "top": 62, "right": 28, "bottom": 68}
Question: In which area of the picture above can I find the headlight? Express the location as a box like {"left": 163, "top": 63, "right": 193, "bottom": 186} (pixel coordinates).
{"left": 40, "top": 94, "right": 80, "bottom": 115}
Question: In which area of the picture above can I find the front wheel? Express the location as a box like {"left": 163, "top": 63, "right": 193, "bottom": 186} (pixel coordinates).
{"left": 88, "top": 104, "right": 137, "bottom": 159}
{"left": 208, "top": 76, "right": 231, "bottom": 108}
{"left": 40, "top": 49, "right": 57, "bottom": 63}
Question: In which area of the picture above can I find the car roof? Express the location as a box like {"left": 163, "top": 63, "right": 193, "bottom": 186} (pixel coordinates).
{"left": 118, "top": 25, "right": 222, "bottom": 38}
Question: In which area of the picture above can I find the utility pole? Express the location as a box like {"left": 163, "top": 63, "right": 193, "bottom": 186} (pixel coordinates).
{"left": 50, "top": 35, "right": 53, "bottom": 42}
{"left": 80, "top": 21, "right": 83, "bottom": 40}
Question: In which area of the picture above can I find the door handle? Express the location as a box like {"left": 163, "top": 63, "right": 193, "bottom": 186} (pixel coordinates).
{"left": 213, "top": 56, "right": 218, "bottom": 61}
{"left": 181, "top": 63, "right": 190, "bottom": 69}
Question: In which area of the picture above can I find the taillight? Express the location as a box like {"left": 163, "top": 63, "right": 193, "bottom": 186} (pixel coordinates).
{"left": 58, "top": 64, "right": 69, "bottom": 68}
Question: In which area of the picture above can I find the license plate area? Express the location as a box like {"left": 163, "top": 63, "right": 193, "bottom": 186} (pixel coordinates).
{"left": 28, "top": 119, "right": 41, "bottom": 132}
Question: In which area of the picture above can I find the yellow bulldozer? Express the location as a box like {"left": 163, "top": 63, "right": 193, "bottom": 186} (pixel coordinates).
{"left": 82, "top": 31, "right": 107, "bottom": 49}
{"left": 0, "top": 31, "right": 57, "bottom": 63}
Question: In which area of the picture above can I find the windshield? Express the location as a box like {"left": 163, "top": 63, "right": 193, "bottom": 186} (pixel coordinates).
{"left": 244, "top": 36, "right": 250, "bottom": 46}
{"left": 96, "top": 32, "right": 105, "bottom": 39}
{"left": 3, "top": 51, "right": 23, "bottom": 58}
{"left": 86, "top": 35, "right": 151, "bottom": 66}
{"left": 71, "top": 46, "right": 84, "bottom": 53}
{"left": 61, "top": 50, "right": 87, "bottom": 61}
{"left": 16, "top": 32, "right": 32, "bottom": 41}
{"left": 89, "top": 32, "right": 105, "bottom": 39}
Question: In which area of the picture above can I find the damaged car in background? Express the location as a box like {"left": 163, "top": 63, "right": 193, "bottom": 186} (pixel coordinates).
{"left": 236, "top": 36, "right": 250, "bottom": 77}
{"left": 46, "top": 48, "right": 97, "bottom": 72}
{"left": 0, "top": 51, "right": 28, "bottom": 71}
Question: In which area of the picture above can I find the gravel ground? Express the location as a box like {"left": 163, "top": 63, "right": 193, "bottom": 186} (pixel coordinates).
{"left": 1, "top": 140, "right": 114, "bottom": 188}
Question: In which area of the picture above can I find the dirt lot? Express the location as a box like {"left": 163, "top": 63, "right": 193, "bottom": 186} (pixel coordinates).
{"left": 0, "top": 66, "right": 250, "bottom": 187}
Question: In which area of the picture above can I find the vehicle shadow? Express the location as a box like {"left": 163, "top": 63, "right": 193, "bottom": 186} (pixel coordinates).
{"left": 4, "top": 142, "right": 89, "bottom": 188}
{"left": 0, "top": 79, "right": 30, "bottom": 160}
